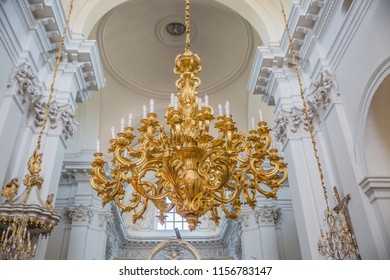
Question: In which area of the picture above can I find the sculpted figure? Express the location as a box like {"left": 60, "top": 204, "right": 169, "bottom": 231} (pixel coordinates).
{"left": 1, "top": 178, "right": 19, "bottom": 204}
{"left": 28, "top": 150, "right": 42, "bottom": 175}
{"left": 45, "top": 194, "right": 55, "bottom": 211}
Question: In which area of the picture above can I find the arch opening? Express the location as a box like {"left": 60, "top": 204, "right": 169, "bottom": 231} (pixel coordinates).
{"left": 363, "top": 74, "right": 390, "bottom": 175}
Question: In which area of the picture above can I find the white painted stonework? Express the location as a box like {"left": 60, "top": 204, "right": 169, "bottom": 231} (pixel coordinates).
{"left": 247, "top": 0, "right": 390, "bottom": 259}
{"left": 1, "top": 0, "right": 389, "bottom": 260}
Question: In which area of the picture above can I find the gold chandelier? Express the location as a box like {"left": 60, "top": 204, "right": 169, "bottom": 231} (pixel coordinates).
{"left": 0, "top": 0, "right": 74, "bottom": 259}
{"left": 90, "top": 0, "right": 288, "bottom": 231}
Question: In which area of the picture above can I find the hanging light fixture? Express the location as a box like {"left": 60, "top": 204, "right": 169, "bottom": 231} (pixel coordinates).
{"left": 278, "top": 0, "right": 360, "bottom": 259}
{"left": 90, "top": 0, "right": 288, "bottom": 231}
{"left": 0, "top": 0, "right": 74, "bottom": 259}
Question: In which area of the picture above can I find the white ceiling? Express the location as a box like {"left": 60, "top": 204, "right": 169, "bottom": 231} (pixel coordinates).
{"left": 95, "top": 0, "right": 260, "bottom": 98}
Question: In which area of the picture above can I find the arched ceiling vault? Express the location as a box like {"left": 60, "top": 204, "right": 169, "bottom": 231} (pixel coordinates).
{"left": 67, "top": 0, "right": 286, "bottom": 45}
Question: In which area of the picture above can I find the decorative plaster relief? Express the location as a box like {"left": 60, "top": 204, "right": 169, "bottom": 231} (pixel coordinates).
{"left": 64, "top": 204, "right": 93, "bottom": 225}
{"left": 273, "top": 70, "right": 340, "bottom": 144}
{"left": 9, "top": 64, "right": 79, "bottom": 140}
{"left": 98, "top": 213, "right": 113, "bottom": 230}
{"left": 9, "top": 64, "right": 41, "bottom": 105}
{"left": 31, "top": 98, "right": 79, "bottom": 140}
{"left": 238, "top": 214, "right": 251, "bottom": 228}
{"left": 308, "top": 70, "right": 340, "bottom": 112}
{"left": 255, "top": 206, "right": 281, "bottom": 226}
{"left": 60, "top": 109, "right": 79, "bottom": 140}
{"left": 273, "top": 107, "right": 317, "bottom": 144}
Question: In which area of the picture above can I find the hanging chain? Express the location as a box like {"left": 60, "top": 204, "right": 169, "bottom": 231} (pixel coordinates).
{"left": 185, "top": 0, "right": 191, "bottom": 52}
{"left": 278, "top": 0, "right": 330, "bottom": 211}
{"left": 35, "top": 0, "right": 74, "bottom": 151}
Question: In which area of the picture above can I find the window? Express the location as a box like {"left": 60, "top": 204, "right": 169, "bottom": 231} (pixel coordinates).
{"left": 156, "top": 210, "right": 189, "bottom": 231}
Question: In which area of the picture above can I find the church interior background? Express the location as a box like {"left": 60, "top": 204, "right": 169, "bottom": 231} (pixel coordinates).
{"left": 0, "top": 0, "right": 389, "bottom": 260}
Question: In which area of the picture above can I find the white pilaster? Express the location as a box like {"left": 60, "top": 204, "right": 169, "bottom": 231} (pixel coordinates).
{"left": 46, "top": 165, "right": 110, "bottom": 260}
{"left": 239, "top": 209, "right": 263, "bottom": 260}
{"left": 255, "top": 206, "right": 281, "bottom": 260}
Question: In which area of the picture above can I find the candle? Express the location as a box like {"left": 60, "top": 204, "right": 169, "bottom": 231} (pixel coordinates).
{"left": 251, "top": 117, "right": 255, "bottom": 130}
{"left": 96, "top": 139, "right": 100, "bottom": 152}
{"left": 120, "top": 118, "right": 125, "bottom": 132}
{"left": 150, "top": 99, "right": 154, "bottom": 113}
{"left": 205, "top": 95, "right": 209, "bottom": 107}
{"left": 170, "top": 93, "right": 175, "bottom": 107}
{"left": 111, "top": 126, "right": 115, "bottom": 139}
{"left": 218, "top": 104, "right": 223, "bottom": 116}
{"left": 258, "top": 109, "right": 263, "bottom": 121}
{"left": 142, "top": 105, "right": 147, "bottom": 119}
{"left": 198, "top": 97, "right": 202, "bottom": 110}
{"left": 32, "top": 243, "right": 37, "bottom": 256}
{"left": 128, "top": 113, "right": 133, "bottom": 127}
{"left": 174, "top": 97, "right": 178, "bottom": 110}
{"left": 225, "top": 101, "right": 230, "bottom": 117}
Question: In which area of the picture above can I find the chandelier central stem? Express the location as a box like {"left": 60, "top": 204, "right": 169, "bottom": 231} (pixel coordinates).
{"left": 185, "top": 0, "right": 191, "bottom": 52}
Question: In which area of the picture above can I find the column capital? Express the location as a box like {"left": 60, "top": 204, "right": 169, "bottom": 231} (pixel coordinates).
{"left": 30, "top": 96, "right": 79, "bottom": 140}
{"left": 7, "top": 63, "right": 41, "bottom": 110}
{"left": 64, "top": 204, "right": 94, "bottom": 226}
{"left": 254, "top": 206, "right": 281, "bottom": 226}
{"left": 273, "top": 106, "right": 318, "bottom": 145}
{"left": 307, "top": 70, "right": 341, "bottom": 119}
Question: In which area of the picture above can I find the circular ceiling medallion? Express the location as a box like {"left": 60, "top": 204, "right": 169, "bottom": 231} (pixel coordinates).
{"left": 165, "top": 22, "right": 186, "bottom": 36}
{"left": 155, "top": 15, "right": 197, "bottom": 47}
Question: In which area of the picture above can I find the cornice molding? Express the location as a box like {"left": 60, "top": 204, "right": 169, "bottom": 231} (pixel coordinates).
{"left": 359, "top": 176, "right": 390, "bottom": 203}
{"left": 3, "top": 0, "right": 105, "bottom": 95}
{"left": 247, "top": 0, "right": 325, "bottom": 103}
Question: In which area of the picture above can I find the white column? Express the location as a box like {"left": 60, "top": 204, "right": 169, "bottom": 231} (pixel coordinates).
{"left": 255, "top": 206, "right": 281, "bottom": 260}
{"left": 279, "top": 135, "right": 325, "bottom": 259}
{"left": 65, "top": 204, "right": 94, "bottom": 260}
{"left": 46, "top": 168, "right": 110, "bottom": 260}
{"left": 240, "top": 209, "right": 263, "bottom": 260}
{"left": 270, "top": 72, "right": 326, "bottom": 259}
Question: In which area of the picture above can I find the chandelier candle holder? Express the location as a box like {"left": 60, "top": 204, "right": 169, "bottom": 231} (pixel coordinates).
{"left": 0, "top": 0, "right": 74, "bottom": 259}
{"left": 90, "top": 0, "right": 287, "bottom": 231}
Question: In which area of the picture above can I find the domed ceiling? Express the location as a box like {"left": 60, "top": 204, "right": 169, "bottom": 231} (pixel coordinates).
{"left": 95, "top": 0, "right": 260, "bottom": 98}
